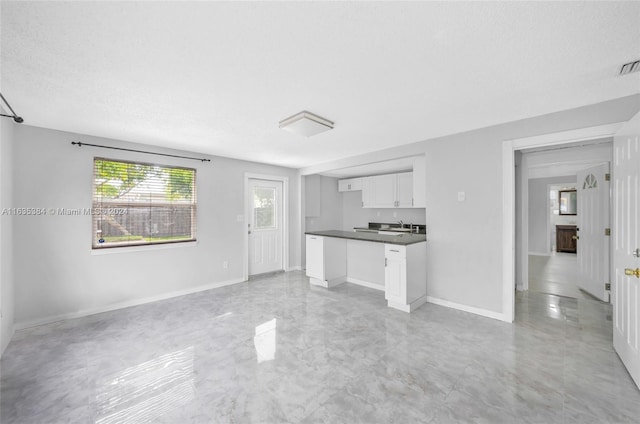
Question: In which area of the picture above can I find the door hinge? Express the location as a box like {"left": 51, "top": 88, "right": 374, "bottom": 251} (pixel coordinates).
{"left": 605, "top": 228, "right": 611, "bottom": 236}
{"left": 605, "top": 173, "right": 611, "bottom": 181}
{"left": 605, "top": 282, "right": 611, "bottom": 291}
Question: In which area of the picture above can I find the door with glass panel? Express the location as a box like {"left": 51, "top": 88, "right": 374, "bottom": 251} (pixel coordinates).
{"left": 248, "top": 179, "right": 283, "bottom": 276}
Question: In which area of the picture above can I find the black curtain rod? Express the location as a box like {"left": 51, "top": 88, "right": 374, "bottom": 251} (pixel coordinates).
{"left": 0, "top": 91, "right": 24, "bottom": 123}
{"left": 71, "top": 141, "right": 211, "bottom": 162}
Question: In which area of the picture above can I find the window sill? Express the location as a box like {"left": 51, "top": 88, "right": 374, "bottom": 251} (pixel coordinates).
{"left": 90, "top": 240, "right": 198, "bottom": 255}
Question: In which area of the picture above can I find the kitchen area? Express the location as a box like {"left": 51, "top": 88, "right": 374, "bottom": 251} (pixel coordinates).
{"left": 303, "top": 156, "right": 428, "bottom": 312}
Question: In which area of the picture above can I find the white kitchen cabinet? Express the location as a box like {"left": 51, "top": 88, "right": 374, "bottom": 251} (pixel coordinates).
{"left": 305, "top": 234, "right": 347, "bottom": 287}
{"left": 412, "top": 156, "right": 426, "bottom": 208}
{"left": 384, "top": 243, "right": 427, "bottom": 312}
{"left": 338, "top": 177, "right": 363, "bottom": 192}
{"left": 396, "top": 172, "right": 413, "bottom": 208}
{"left": 362, "top": 173, "right": 413, "bottom": 208}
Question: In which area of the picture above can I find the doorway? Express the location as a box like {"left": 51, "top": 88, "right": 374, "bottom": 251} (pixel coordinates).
{"left": 244, "top": 174, "right": 288, "bottom": 279}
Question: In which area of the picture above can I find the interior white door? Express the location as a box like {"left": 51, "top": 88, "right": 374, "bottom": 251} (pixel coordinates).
{"left": 612, "top": 112, "right": 640, "bottom": 389}
{"left": 248, "top": 179, "right": 283, "bottom": 276}
{"left": 576, "top": 162, "right": 610, "bottom": 301}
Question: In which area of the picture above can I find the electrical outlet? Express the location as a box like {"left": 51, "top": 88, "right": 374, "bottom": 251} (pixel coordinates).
{"left": 392, "top": 211, "right": 397, "bottom": 218}
{"left": 223, "top": 261, "right": 228, "bottom": 269}
{"left": 457, "top": 191, "right": 466, "bottom": 202}
{"left": 236, "top": 215, "right": 244, "bottom": 222}
{"left": 376, "top": 211, "right": 381, "bottom": 217}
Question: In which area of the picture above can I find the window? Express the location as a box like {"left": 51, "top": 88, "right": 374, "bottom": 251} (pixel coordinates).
{"left": 92, "top": 158, "right": 196, "bottom": 248}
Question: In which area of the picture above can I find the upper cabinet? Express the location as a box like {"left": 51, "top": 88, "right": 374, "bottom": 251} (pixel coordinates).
{"left": 396, "top": 172, "right": 413, "bottom": 207}
{"left": 337, "top": 177, "right": 363, "bottom": 192}
{"left": 363, "top": 174, "right": 397, "bottom": 208}
{"left": 337, "top": 156, "right": 426, "bottom": 209}
{"left": 362, "top": 172, "right": 413, "bottom": 208}
{"left": 412, "top": 157, "right": 426, "bottom": 208}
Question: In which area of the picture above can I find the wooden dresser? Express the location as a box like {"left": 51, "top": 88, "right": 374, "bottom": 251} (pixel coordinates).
{"left": 556, "top": 225, "right": 577, "bottom": 253}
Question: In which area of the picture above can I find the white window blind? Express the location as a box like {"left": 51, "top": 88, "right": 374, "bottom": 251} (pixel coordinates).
{"left": 92, "top": 158, "right": 197, "bottom": 248}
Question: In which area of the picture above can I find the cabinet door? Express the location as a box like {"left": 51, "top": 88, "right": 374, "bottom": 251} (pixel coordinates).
{"left": 338, "top": 179, "right": 350, "bottom": 192}
{"left": 305, "top": 235, "right": 324, "bottom": 280}
{"left": 385, "top": 255, "right": 406, "bottom": 303}
{"left": 396, "top": 172, "right": 413, "bottom": 208}
{"left": 413, "top": 157, "right": 426, "bottom": 208}
{"left": 368, "top": 174, "right": 397, "bottom": 208}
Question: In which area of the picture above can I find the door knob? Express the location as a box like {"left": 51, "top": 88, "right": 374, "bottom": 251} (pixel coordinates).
{"left": 572, "top": 235, "right": 579, "bottom": 240}
{"left": 633, "top": 248, "right": 640, "bottom": 258}
{"left": 625, "top": 268, "right": 640, "bottom": 278}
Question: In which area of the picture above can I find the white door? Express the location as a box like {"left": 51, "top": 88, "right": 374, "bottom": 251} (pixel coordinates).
{"left": 613, "top": 111, "right": 640, "bottom": 389}
{"left": 248, "top": 179, "right": 283, "bottom": 276}
{"left": 576, "top": 163, "right": 610, "bottom": 301}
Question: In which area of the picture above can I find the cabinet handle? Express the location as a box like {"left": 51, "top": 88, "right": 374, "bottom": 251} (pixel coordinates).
{"left": 348, "top": 184, "right": 351, "bottom": 190}
{"left": 390, "top": 249, "right": 399, "bottom": 252}
{"left": 310, "top": 237, "right": 317, "bottom": 239}
{"left": 412, "top": 198, "right": 414, "bottom": 207}
{"left": 385, "top": 258, "right": 387, "bottom": 267}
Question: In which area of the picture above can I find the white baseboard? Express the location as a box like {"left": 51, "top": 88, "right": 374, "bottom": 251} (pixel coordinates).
{"left": 15, "top": 277, "right": 246, "bottom": 330}
{"left": 426, "top": 296, "right": 506, "bottom": 322}
{"left": 346, "top": 277, "right": 384, "bottom": 291}
{"left": 287, "top": 265, "right": 303, "bottom": 271}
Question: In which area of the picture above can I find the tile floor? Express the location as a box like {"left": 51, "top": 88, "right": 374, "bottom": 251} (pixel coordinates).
{"left": 528, "top": 253, "right": 597, "bottom": 300}
{"left": 1, "top": 271, "right": 639, "bottom": 423}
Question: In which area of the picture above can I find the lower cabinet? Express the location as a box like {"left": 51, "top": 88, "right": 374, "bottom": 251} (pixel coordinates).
{"left": 384, "top": 243, "right": 427, "bottom": 312}
{"left": 556, "top": 225, "right": 577, "bottom": 253}
{"left": 305, "top": 235, "right": 347, "bottom": 287}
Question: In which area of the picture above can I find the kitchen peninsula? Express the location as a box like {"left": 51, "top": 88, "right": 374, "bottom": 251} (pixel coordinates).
{"left": 305, "top": 230, "right": 427, "bottom": 312}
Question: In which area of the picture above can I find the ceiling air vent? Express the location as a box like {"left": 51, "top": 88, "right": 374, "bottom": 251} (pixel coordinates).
{"left": 619, "top": 60, "right": 640, "bottom": 76}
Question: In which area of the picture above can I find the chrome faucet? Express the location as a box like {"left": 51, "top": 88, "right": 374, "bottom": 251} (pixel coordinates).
{"left": 398, "top": 220, "right": 403, "bottom": 228}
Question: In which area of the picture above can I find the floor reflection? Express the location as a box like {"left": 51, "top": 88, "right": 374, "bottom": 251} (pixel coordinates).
{"left": 254, "top": 318, "right": 277, "bottom": 363}
{"left": 95, "top": 346, "right": 195, "bottom": 424}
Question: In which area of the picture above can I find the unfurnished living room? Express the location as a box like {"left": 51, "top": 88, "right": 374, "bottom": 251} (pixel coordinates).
{"left": 1, "top": 2, "right": 639, "bottom": 423}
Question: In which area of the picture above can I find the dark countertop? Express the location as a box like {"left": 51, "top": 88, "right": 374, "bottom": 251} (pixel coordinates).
{"left": 305, "top": 230, "right": 426, "bottom": 246}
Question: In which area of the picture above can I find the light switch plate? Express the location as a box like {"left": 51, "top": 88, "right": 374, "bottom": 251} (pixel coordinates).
{"left": 457, "top": 191, "right": 466, "bottom": 202}
{"left": 237, "top": 215, "right": 244, "bottom": 222}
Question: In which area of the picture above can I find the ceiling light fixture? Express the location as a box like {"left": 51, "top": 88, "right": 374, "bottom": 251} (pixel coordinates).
{"left": 279, "top": 111, "right": 333, "bottom": 138}
{"left": 0, "top": 91, "right": 24, "bottom": 123}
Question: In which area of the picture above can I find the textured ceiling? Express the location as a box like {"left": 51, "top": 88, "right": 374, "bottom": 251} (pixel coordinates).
{"left": 2, "top": 1, "right": 639, "bottom": 168}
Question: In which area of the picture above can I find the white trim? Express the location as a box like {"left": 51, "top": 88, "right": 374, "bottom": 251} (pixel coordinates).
{"left": 346, "top": 277, "right": 384, "bottom": 291}
{"left": 309, "top": 276, "right": 345, "bottom": 288}
{"left": 427, "top": 296, "right": 506, "bottom": 322}
{"left": 244, "top": 173, "right": 290, "bottom": 281}
{"left": 15, "top": 277, "right": 246, "bottom": 330}
{"left": 503, "top": 122, "right": 624, "bottom": 325}
{"left": 388, "top": 295, "right": 428, "bottom": 313}
{"left": 287, "top": 265, "right": 303, "bottom": 272}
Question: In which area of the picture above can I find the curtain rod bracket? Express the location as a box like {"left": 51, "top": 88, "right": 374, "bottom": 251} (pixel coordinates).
{"left": 0, "top": 92, "right": 24, "bottom": 123}
{"left": 71, "top": 141, "right": 211, "bottom": 163}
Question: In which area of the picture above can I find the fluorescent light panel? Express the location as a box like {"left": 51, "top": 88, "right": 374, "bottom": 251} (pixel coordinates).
{"left": 279, "top": 111, "right": 334, "bottom": 137}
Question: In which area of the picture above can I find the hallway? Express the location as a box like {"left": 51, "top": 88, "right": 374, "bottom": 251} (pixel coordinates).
{"left": 528, "top": 253, "right": 598, "bottom": 301}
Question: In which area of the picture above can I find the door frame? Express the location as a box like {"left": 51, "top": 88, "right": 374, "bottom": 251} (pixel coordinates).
{"left": 244, "top": 173, "right": 289, "bottom": 281}
{"left": 502, "top": 122, "right": 623, "bottom": 322}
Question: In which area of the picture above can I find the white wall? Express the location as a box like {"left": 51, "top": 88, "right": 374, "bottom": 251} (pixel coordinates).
{"left": 528, "top": 176, "right": 576, "bottom": 254}
{"left": 0, "top": 4, "right": 17, "bottom": 355}
{"left": 12, "top": 125, "right": 300, "bottom": 327}
{"left": 341, "top": 190, "right": 426, "bottom": 231}
{"left": 305, "top": 175, "right": 343, "bottom": 232}
{"left": 301, "top": 94, "right": 640, "bottom": 318}
{"left": 0, "top": 116, "right": 15, "bottom": 355}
